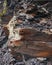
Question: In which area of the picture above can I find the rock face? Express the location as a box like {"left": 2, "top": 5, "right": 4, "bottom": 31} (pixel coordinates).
{"left": 4, "top": 1, "right": 52, "bottom": 57}
{"left": 8, "top": 28, "right": 52, "bottom": 57}
{"left": 0, "top": 1, "right": 52, "bottom": 65}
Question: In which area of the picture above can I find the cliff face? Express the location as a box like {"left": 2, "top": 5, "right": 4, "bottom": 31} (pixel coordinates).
{"left": 0, "top": 1, "right": 52, "bottom": 65}
{"left": 3, "top": 1, "right": 52, "bottom": 57}
{"left": 7, "top": 28, "right": 52, "bottom": 57}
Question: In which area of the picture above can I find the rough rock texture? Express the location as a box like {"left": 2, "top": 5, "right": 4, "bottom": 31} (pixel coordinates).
{"left": 0, "top": 0, "right": 52, "bottom": 65}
